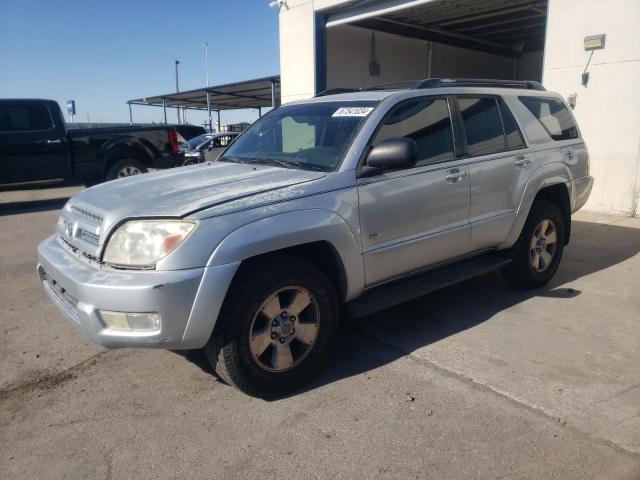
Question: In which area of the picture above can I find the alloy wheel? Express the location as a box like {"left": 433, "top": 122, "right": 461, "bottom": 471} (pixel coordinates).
{"left": 529, "top": 218, "right": 558, "bottom": 273}
{"left": 117, "top": 166, "right": 142, "bottom": 177}
{"left": 248, "top": 286, "right": 320, "bottom": 372}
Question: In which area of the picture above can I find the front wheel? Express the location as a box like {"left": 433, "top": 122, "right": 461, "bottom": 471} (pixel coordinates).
{"left": 502, "top": 201, "right": 565, "bottom": 288}
{"left": 205, "top": 256, "right": 339, "bottom": 398}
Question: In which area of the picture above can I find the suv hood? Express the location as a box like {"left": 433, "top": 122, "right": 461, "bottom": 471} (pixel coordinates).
{"left": 71, "top": 162, "right": 326, "bottom": 226}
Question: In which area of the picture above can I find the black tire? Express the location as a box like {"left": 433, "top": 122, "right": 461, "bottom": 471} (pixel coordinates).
{"left": 205, "top": 256, "right": 339, "bottom": 398}
{"left": 502, "top": 200, "right": 565, "bottom": 289}
{"left": 105, "top": 158, "right": 148, "bottom": 181}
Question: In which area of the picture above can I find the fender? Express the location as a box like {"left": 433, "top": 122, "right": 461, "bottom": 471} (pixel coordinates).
{"left": 208, "top": 208, "right": 365, "bottom": 301}
{"left": 499, "top": 161, "right": 572, "bottom": 249}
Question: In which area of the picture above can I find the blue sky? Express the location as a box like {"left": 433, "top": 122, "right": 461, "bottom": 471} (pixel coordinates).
{"left": 0, "top": 0, "right": 280, "bottom": 127}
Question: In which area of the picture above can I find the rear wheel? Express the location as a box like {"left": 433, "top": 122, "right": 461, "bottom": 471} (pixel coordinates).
{"left": 105, "top": 158, "right": 147, "bottom": 181}
{"left": 205, "top": 256, "right": 339, "bottom": 398}
{"left": 502, "top": 201, "right": 565, "bottom": 288}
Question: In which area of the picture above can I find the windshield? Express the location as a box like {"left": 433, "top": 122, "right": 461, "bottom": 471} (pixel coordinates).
{"left": 185, "top": 134, "right": 212, "bottom": 149}
{"left": 220, "top": 101, "right": 378, "bottom": 171}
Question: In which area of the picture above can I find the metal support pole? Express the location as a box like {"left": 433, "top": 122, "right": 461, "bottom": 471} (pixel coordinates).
{"left": 202, "top": 41, "right": 213, "bottom": 132}
{"left": 128, "top": 103, "right": 133, "bottom": 125}
{"left": 162, "top": 99, "right": 167, "bottom": 124}
{"left": 217, "top": 110, "right": 221, "bottom": 132}
{"left": 271, "top": 80, "right": 276, "bottom": 108}
{"left": 206, "top": 91, "right": 212, "bottom": 132}
{"left": 175, "top": 60, "right": 181, "bottom": 124}
{"left": 258, "top": 107, "right": 262, "bottom": 118}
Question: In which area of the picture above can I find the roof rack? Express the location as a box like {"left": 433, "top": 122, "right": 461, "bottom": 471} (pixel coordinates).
{"left": 314, "top": 78, "right": 546, "bottom": 97}
{"left": 413, "top": 78, "right": 546, "bottom": 91}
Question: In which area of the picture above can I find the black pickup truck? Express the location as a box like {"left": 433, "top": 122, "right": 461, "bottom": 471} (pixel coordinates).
{"left": 0, "top": 98, "right": 203, "bottom": 186}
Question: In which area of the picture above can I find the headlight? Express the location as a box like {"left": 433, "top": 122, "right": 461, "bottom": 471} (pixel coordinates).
{"left": 103, "top": 220, "right": 196, "bottom": 268}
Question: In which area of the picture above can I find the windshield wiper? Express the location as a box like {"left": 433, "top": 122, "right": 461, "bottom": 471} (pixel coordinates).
{"left": 246, "top": 157, "right": 297, "bottom": 169}
{"left": 220, "top": 155, "right": 327, "bottom": 172}
{"left": 218, "top": 155, "right": 251, "bottom": 164}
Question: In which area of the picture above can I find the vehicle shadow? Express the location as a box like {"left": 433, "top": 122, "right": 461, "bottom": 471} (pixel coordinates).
{"left": 176, "top": 219, "right": 640, "bottom": 399}
{"left": 0, "top": 197, "right": 71, "bottom": 217}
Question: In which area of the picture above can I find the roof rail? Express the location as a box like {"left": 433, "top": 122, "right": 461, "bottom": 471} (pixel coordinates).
{"left": 413, "top": 78, "right": 546, "bottom": 91}
{"left": 314, "top": 88, "right": 360, "bottom": 97}
{"left": 314, "top": 78, "right": 546, "bottom": 98}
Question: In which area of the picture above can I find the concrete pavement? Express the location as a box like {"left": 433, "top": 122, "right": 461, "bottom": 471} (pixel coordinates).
{"left": 1, "top": 185, "right": 639, "bottom": 479}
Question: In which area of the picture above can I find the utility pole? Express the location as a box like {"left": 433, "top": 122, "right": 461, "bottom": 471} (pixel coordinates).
{"left": 202, "top": 41, "right": 212, "bottom": 132}
{"left": 175, "top": 60, "right": 181, "bottom": 124}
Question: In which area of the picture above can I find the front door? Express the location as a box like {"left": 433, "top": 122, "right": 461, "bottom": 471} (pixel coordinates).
{"left": 357, "top": 97, "right": 471, "bottom": 286}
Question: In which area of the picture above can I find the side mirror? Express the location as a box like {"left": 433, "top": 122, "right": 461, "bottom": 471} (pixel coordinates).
{"left": 366, "top": 138, "right": 418, "bottom": 170}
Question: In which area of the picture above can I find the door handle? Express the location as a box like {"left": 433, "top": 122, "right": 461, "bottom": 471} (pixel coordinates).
{"left": 44, "top": 139, "right": 62, "bottom": 144}
{"left": 445, "top": 169, "right": 468, "bottom": 182}
{"left": 514, "top": 155, "right": 530, "bottom": 168}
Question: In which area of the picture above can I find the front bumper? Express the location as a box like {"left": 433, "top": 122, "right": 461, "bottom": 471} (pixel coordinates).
{"left": 37, "top": 235, "right": 238, "bottom": 349}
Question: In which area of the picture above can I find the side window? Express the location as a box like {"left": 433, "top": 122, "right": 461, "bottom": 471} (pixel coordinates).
{"left": 213, "top": 135, "right": 233, "bottom": 147}
{"left": 498, "top": 99, "right": 526, "bottom": 150}
{"left": 0, "top": 104, "right": 54, "bottom": 132}
{"left": 373, "top": 98, "right": 455, "bottom": 167}
{"left": 457, "top": 97, "right": 505, "bottom": 157}
{"left": 519, "top": 96, "right": 578, "bottom": 141}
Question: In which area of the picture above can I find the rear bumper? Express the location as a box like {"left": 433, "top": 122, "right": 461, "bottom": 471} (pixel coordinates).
{"left": 571, "top": 175, "right": 594, "bottom": 213}
{"left": 37, "top": 235, "right": 238, "bottom": 349}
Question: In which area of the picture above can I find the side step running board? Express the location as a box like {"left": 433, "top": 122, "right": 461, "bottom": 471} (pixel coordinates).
{"left": 347, "top": 251, "right": 513, "bottom": 318}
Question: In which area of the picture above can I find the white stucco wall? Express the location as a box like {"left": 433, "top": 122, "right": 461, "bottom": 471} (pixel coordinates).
{"left": 279, "top": 0, "right": 317, "bottom": 103}
{"left": 543, "top": 0, "right": 640, "bottom": 214}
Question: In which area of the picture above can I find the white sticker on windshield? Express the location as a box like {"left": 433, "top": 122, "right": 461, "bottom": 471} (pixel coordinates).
{"left": 332, "top": 107, "right": 374, "bottom": 117}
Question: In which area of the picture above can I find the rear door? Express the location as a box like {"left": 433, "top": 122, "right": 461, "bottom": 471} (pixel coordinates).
{"left": 455, "top": 95, "right": 530, "bottom": 250}
{"left": 0, "top": 101, "right": 70, "bottom": 184}
{"left": 357, "top": 96, "right": 471, "bottom": 286}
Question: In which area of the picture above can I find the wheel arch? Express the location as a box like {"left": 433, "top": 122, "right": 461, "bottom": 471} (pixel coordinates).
{"left": 102, "top": 143, "right": 154, "bottom": 173}
{"left": 501, "top": 163, "right": 573, "bottom": 249}
{"left": 208, "top": 209, "right": 365, "bottom": 302}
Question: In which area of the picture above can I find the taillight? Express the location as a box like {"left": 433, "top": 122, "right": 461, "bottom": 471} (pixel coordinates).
{"left": 168, "top": 130, "right": 179, "bottom": 154}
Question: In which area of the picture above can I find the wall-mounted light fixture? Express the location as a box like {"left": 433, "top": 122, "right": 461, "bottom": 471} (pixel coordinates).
{"left": 584, "top": 34, "right": 606, "bottom": 51}
{"left": 582, "top": 34, "right": 606, "bottom": 86}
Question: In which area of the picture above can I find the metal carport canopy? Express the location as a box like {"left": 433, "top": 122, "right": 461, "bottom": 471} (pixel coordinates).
{"left": 128, "top": 75, "right": 280, "bottom": 112}
{"left": 324, "top": 0, "right": 548, "bottom": 57}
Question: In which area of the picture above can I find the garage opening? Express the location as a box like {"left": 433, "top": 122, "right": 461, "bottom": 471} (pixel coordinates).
{"left": 320, "top": 0, "right": 548, "bottom": 92}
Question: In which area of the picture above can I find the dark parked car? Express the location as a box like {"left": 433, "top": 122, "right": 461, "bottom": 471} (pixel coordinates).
{"left": 180, "top": 132, "right": 240, "bottom": 165}
{"left": 0, "top": 98, "right": 183, "bottom": 185}
{"left": 172, "top": 124, "right": 206, "bottom": 141}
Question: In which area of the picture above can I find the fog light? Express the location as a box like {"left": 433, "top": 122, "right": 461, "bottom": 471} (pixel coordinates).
{"left": 99, "top": 311, "right": 161, "bottom": 332}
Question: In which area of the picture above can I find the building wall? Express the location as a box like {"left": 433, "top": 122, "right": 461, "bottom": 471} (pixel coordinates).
{"left": 543, "top": 0, "right": 640, "bottom": 214}
{"left": 279, "top": 0, "right": 317, "bottom": 103}
{"left": 429, "top": 43, "right": 514, "bottom": 79}
{"left": 326, "top": 25, "right": 428, "bottom": 89}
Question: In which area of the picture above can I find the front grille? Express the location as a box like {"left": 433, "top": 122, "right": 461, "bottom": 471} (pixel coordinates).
{"left": 70, "top": 205, "right": 103, "bottom": 223}
{"left": 58, "top": 204, "right": 104, "bottom": 258}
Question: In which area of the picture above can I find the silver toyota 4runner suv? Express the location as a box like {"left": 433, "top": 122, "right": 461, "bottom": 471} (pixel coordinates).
{"left": 38, "top": 78, "right": 593, "bottom": 397}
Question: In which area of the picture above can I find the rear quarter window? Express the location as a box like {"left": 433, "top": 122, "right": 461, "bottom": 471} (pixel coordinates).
{"left": 519, "top": 96, "right": 578, "bottom": 141}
